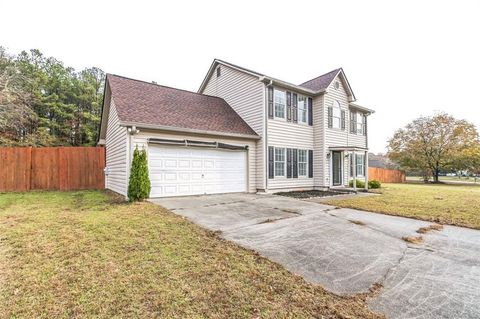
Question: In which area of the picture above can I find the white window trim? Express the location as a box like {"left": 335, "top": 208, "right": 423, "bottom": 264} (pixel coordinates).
{"left": 274, "top": 89, "right": 286, "bottom": 120}
{"left": 274, "top": 147, "right": 286, "bottom": 177}
{"left": 355, "top": 154, "right": 365, "bottom": 177}
{"left": 331, "top": 100, "right": 342, "bottom": 129}
{"left": 297, "top": 95, "right": 308, "bottom": 124}
{"left": 298, "top": 149, "right": 308, "bottom": 177}
{"left": 356, "top": 113, "right": 365, "bottom": 135}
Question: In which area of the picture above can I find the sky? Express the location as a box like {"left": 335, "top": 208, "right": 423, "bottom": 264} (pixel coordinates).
{"left": 1, "top": 0, "right": 479, "bottom": 153}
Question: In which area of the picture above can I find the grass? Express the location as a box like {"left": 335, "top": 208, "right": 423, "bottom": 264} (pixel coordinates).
{"left": 0, "top": 191, "right": 382, "bottom": 318}
{"left": 323, "top": 183, "right": 480, "bottom": 229}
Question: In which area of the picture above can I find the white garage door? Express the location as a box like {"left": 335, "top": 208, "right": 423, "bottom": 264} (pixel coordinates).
{"left": 148, "top": 145, "right": 247, "bottom": 197}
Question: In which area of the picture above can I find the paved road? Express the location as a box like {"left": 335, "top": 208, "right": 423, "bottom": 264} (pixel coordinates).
{"left": 152, "top": 194, "right": 480, "bottom": 319}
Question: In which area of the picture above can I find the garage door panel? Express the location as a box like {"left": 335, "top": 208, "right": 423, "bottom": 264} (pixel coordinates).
{"left": 148, "top": 145, "right": 247, "bottom": 197}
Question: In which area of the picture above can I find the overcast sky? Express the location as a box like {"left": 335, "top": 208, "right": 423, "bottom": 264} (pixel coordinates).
{"left": 1, "top": 0, "right": 479, "bottom": 153}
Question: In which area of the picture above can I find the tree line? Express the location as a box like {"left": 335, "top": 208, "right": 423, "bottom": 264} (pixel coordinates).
{"left": 0, "top": 47, "right": 105, "bottom": 146}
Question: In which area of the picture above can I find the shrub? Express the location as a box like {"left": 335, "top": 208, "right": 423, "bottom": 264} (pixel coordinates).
{"left": 368, "top": 180, "right": 381, "bottom": 189}
{"left": 128, "top": 147, "right": 151, "bottom": 201}
{"left": 348, "top": 179, "right": 365, "bottom": 188}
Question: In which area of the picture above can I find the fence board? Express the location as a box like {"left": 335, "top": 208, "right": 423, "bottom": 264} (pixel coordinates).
{"left": 369, "top": 167, "right": 405, "bottom": 183}
{"left": 0, "top": 147, "right": 105, "bottom": 192}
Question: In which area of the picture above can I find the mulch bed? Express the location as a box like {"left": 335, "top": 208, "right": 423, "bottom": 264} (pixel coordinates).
{"left": 275, "top": 190, "right": 351, "bottom": 199}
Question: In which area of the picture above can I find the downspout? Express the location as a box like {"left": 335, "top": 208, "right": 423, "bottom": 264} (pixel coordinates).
{"left": 264, "top": 79, "right": 273, "bottom": 192}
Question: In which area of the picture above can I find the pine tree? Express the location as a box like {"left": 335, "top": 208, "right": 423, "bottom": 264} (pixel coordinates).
{"left": 128, "top": 147, "right": 151, "bottom": 201}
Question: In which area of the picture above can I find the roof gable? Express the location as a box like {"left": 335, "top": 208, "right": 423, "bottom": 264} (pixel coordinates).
{"left": 105, "top": 74, "right": 258, "bottom": 138}
{"left": 300, "top": 68, "right": 356, "bottom": 101}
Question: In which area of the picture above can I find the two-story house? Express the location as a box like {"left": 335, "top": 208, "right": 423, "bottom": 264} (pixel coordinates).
{"left": 98, "top": 59, "right": 374, "bottom": 198}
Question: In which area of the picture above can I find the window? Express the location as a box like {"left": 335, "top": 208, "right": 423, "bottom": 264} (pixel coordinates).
{"left": 356, "top": 113, "right": 365, "bottom": 134}
{"left": 274, "top": 89, "right": 286, "bottom": 118}
{"left": 331, "top": 100, "right": 342, "bottom": 129}
{"left": 274, "top": 148, "right": 285, "bottom": 176}
{"left": 298, "top": 95, "right": 308, "bottom": 123}
{"left": 355, "top": 154, "right": 365, "bottom": 177}
{"left": 298, "top": 149, "right": 308, "bottom": 176}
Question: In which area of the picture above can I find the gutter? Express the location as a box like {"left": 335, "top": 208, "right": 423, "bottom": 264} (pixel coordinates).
{"left": 258, "top": 76, "right": 324, "bottom": 96}
{"left": 118, "top": 121, "right": 261, "bottom": 140}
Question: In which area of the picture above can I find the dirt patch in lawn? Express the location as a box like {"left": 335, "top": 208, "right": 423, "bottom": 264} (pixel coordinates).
{"left": 323, "top": 183, "right": 480, "bottom": 229}
{"left": 417, "top": 224, "right": 444, "bottom": 234}
{"left": 0, "top": 190, "right": 383, "bottom": 319}
{"left": 402, "top": 236, "right": 423, "bottom": 245}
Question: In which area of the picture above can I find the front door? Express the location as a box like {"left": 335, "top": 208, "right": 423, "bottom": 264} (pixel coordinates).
{"left": 332, "top": 151, "right": 343, "bottom": 186}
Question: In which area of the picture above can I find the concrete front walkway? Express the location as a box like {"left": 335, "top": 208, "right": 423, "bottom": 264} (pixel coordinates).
{"left": 151, "top": 193, "right": 480, "bottom": 319}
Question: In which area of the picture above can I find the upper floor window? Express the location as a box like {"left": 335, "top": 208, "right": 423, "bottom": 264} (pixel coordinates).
{"left": 330, "top": 100, "right": 342, "bottom": 129}
{"left": 274, "top": 89, "right": 286, "bottom": 119}
{"left": 274, "top": 147, "right": 285, "bottom": 176}
{"left": 298, "top": 95, "right": 308, "bottom": 123}
{"left": 356, "top": 113, "right": 366, "bottom": 135}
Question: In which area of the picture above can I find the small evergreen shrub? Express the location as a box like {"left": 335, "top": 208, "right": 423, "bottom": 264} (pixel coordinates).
{"left": 128, "top": 147, "right": 151, "bottom": 201}
{"left": 368, "top": 180, "right": 381, "bottom": 189}
{"left": 348, "top": 179, "right": 365, "bottom": 188}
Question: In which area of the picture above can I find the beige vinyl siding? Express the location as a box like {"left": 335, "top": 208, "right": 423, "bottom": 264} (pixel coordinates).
{"left": 105, "top": 98, "right": 128, "bottom": 195}
{"left": 267, "top": 87, "right": 315, "bottom": 190}
{"left": 130, "top": 129, "right": 257, "bottom": 194}
{"left": 348, "top": 110, "right": 368, "bottom": 148}
{"left": 200, "top": 64, "right": 265, "bottom": 190}
{"left": 323, "top": 75, "right": 352, "bottom": 186}
{"left": 312, "top": 95, "right": 326, "bottom": 188}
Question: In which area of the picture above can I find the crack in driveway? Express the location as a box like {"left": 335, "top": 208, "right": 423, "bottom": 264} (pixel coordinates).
{"left": 154, "top": 193, "right": 480, "bottom": 319}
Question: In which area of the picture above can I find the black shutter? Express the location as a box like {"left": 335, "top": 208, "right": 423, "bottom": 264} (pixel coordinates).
{"left": 350, "top": 111, "right": 355, "bottom": 133}
{"left": 328, "top": 107, "right": 333, "bottom": 128}
{"left": 293, "top": 149, "right": 298, "bottom": 178}
{"left": 268, "top": 146, "right": 274, "bottom": 179}
{"left": 308, "top": 150, "right": 313, "bottom": 178}
{"left": 363, "top": 115, "right": 367, "bottom": 136}
{"left": 353, "top": 112, "right": 357, "bottom": 134}
{"left": 341, "top": 110, "right": 346, "bottom": 130}
{"left": 286, "top": 91, "right": 292, "bottom": 122}
{"left": 286, "top": 148, "right": 292, "bottom": 178}
{"left": 268, "top": 87, "right": 274, "bottom": 119}
{"left": 292, "top": 93, "right": 298, "bottom": 123}
{"left": 308, "top": 97, "right": 313, "bottom": 126}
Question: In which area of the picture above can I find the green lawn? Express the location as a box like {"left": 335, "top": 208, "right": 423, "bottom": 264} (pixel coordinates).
{"left": 0, "top": 191, "right": 381, "bottom": 318}
{"left": 324, "top": 183, "right": 480, "bottom": 229}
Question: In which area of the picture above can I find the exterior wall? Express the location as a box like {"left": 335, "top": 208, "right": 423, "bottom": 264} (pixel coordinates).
{"left": 323, "top": 75, "right": 368, "bottom": 186}
{"left": 201, "top": 64, "right": 266, "bottom": 190}
{"left": 130, "top": 129, "right": 257, "bottom": 194}
{"left": 266, "top": 86, "right": 315, "bottom": 190}
{"left": 105, "top": 98, "right": 128, "bottom": 195}
{"left": 312, "top": 94, "right": 326, "bottom": 188}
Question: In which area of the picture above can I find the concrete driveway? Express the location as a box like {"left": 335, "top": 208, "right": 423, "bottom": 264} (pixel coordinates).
{"left": 152, "top": 193, "right": 480, "bottom": 319}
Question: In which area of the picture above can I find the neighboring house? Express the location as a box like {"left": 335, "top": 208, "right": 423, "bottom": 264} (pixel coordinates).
{"left": 98, "top": 59, "right": 374, "bottom": 198}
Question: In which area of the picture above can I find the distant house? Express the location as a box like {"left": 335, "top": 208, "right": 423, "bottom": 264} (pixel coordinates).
{"left": 368, "top": 153, "right": 398, "bottom": 169}
{"left": 98, "top": 59, "right": 374, "bottom": 198}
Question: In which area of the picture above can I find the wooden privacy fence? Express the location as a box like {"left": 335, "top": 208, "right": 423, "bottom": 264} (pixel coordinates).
{"left": 369, "top": 167, "right": 406, "bottom": 183}
{"left": 0, "top": 147, "right": 105, "bottom": 192}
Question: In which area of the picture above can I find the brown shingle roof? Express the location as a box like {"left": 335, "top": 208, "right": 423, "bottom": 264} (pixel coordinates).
{"left": 299, "top": 68, "right": 341, "bottom": 91}
{"left": 107, "top": 74, "right": 258, "bottom": 137}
